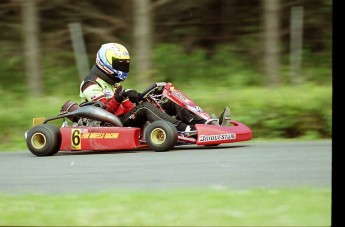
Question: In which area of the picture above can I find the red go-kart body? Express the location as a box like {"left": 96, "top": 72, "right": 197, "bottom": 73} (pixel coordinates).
{"left": 25, "top": 82, "right": 252, "bottom": 156}
{"left": 57, "top": 120, "right": 252, "bottom": 152}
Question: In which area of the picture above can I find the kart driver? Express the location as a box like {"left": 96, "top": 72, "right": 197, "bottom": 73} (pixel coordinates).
{"left": 79, "top": 42, "right": 231, "bottom": 131}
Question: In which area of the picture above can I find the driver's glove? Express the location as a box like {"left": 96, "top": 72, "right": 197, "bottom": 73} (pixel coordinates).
{"left": 124, "top": 89, "right": 141, "bottom": 104}
{"left": 114, "top": 85, "right": 125, "bottom": 103}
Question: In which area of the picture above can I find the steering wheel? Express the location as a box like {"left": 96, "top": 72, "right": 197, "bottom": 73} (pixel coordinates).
{"left": 139, "top": 82, "right": 166, "bottom": 100}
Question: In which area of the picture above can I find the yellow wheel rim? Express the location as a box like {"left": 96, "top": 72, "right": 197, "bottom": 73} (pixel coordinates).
{"left": 150, "top": 128, "right": 166, "bottom": 145}
{"left": 31, "top": 133, "right": 46, "bottom": 149}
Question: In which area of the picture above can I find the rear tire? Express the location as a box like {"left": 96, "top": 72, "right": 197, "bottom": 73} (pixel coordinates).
{"left": 26, "top": 124, "right": 61, "bottom": 156}
{"left": 145, "top": 120, "right": 178, "bottom": 152}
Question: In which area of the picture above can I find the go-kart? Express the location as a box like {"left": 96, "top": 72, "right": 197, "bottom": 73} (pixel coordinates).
{"left": 25, "top": 82, "right": 252, "bottom": 156}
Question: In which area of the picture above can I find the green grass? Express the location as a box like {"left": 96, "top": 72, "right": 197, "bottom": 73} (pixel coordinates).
{"left": 0, "top": 187, "right": 331, "bottom": 226}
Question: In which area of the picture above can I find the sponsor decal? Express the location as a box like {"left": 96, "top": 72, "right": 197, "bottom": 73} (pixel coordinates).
{"left": 194, "top": 106, "right": 202, "bottom": 112}
{"left": 81, "top": 132, "right": 119, "bottom": 139}
{"left": 103, "top": 87, "right": 114, "bottom": 98}
{"left": 172, "top": 90, "right": 189, "bottom": 102}
{"left": 188, "top": 105, "right": 205, "bottom": 113}
{"left": 178, "top": 135, "right": 196, "bottom": 143}
{"left": 198, "top": 133, "right": 236, "bottom": 142}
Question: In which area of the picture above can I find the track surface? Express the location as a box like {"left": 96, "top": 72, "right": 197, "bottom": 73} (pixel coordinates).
{"left": 0, "top": 141, "right": 331, "bottom": 194}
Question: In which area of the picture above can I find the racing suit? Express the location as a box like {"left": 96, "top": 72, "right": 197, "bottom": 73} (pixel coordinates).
{"left": 80, "top": 65, "right": 202, "bottom": 130}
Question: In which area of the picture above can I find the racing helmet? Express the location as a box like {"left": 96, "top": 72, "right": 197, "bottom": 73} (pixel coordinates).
{"left": 95, "top": 43, "right": 130, "bottom": 81}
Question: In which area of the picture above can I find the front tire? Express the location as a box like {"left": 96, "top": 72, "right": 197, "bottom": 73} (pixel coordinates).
{"left": 145, "top": 120, "right": 178, "bottom": 152}
{"left": 26, "top": 124, "right": 61, "bottom": 156}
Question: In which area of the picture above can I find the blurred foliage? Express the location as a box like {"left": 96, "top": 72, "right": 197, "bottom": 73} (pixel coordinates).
{"left": 0, "top": 0, "right": 332, "bottom": 75}
{"left": 153, "top": 44, "right": 264, "bottom": 88}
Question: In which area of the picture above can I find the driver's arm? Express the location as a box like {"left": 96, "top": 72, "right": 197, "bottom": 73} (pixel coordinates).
{"left": 81, "top": 81, "right": 121, "bottom": 114}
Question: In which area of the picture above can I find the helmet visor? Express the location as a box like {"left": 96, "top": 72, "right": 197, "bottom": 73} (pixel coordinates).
{"left": 112, "top": 59, "right": 130, "bottom": 73}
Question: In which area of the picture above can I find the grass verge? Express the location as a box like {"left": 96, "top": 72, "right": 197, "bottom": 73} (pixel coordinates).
{"left": 0, "top": 187, "right": 331, "bottom": 226}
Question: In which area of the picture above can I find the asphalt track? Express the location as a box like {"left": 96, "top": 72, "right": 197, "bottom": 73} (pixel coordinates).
{"left": 0, "top": 140, "right": 331, "bottom": 194}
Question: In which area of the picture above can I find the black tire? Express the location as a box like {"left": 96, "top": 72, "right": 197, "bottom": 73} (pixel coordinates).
{"left": 144, "top": 120, "right": 178, "bottom": 152}
{"left": 26, "top": 124, "right": 61, "bottom": 156}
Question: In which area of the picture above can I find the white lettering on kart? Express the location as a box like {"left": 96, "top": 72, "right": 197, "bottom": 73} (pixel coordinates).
{"left": 198, "top": 133, "right": 236, "bottom": 142}
{"left": 172, "top": 90, "right": 189, "bottom": 102}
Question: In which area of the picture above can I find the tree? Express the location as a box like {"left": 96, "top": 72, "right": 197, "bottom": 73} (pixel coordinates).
{"left": 132, "top": 0, "right": 154, "bottom": 89}
{"left": 22, "top": 0, "right": 43, "bottom": 96}
{"left": 263, "top": 0, "right": 281, "bottom": 87}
